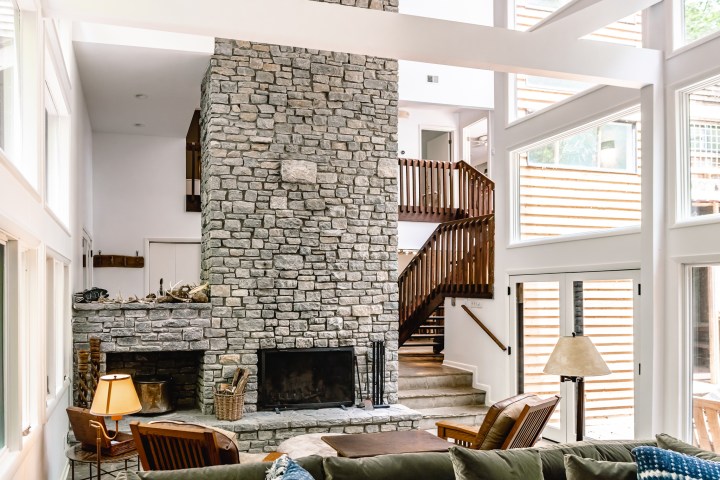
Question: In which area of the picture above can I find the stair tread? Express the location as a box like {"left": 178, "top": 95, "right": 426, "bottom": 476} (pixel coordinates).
{"left": 399, "top": 387, "right": 485, "bottom": 399}
{"left": 411, "top": 334, "right": 443, "bottom": 338}
{"left": 402, "top": 342, "right": 441, "bottom": 347}
{"left": 414, "top": 405, "right": 490, "bottom": 419}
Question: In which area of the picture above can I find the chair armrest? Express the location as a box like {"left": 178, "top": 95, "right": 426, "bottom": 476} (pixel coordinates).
{"left": 436, "top": 421, "right": 480, "bottom": 447}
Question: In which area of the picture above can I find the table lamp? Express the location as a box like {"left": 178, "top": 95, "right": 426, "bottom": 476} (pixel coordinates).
{"left": 543, "top": 333, "right": 610, "bottom": 441}
{"left": 89, "top": 374, "right": 142, "bottom": 479}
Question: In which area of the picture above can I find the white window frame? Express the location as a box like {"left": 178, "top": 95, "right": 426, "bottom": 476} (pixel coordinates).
{"left": 45, "top": 252, "right": 69, "bottom": 404}
{"left": 509, "top": 106, "right": 642, "bottom": 245}
{"left": 676, "top": 73, "right": 720, "bottom": 224}
{"left": 673, "top": 0, "right": 720, "bottom": 51}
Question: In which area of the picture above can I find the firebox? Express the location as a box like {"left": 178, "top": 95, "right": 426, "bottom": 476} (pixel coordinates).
{"left": 258, "top": 347, "right": 355, "bottom": 410}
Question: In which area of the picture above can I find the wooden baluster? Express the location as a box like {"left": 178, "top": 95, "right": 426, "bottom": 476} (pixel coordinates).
{"left": 399, "top": 159, "right": 405, "bottom": 214}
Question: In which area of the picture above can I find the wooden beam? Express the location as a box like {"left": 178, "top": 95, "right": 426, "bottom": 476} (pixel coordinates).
{"left": 47, "top": 0, "right": 662, "bottom": 87}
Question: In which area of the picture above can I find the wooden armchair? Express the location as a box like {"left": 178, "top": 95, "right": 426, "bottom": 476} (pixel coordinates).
{"left": 693, "top": 396, "right": 720, "bottom": 453}
{"left": 437, "top": 394, "right": 560, "bottom": 450}
{"left": 130, "top": 421, "right": 224, "bottom": 471}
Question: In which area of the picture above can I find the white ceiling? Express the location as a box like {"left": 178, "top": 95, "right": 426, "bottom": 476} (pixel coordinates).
{"left": 74, "top": 26, "right": 212, "bottom": 137}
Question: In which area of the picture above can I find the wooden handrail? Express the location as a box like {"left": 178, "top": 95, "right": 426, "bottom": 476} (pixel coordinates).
{"left": 398, "top": 159, "right": 494, "bottom": 222}
{"left": 461, "top": 304, "right": 506, "bottom": 352}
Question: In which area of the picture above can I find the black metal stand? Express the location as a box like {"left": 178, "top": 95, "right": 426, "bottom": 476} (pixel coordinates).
{"left": 371, "top": 341, "right": 389, "bottom": 407}
{"left": 561, "top": 375, "right": 585, "bottom": 441}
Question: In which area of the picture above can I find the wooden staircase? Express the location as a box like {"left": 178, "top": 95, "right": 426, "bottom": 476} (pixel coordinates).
{"left": 402, "top": 305, "right": 445, "bottom": 354}
{"left": 398, "top": 159, "right": 495, "bottom": 350}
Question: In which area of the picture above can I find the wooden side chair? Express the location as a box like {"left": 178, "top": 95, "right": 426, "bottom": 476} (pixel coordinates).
{"left": 693, "top": 396, "right": 720, "bottom": 453}
{"left": 437, "top": 393, "right": 560, "bottom": 450}
{"left": 130, "top": 421, "right": 223, "bottom": 471}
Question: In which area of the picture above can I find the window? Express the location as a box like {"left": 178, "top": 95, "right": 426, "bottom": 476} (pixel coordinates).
{"left": 527, "top": 121, "right": 637, "bottom": 171}
{"left": 44, "top": 79, "right": 70, "bottom": 226}
{"left": 689, "top": 265, "right": 720, "bottom": 448}
{"left": 45, "top": 257, "right": 68, "bottom": 400}
{"left": 679, "top": 76, "right": 720, "bottom": 218}
{"left": 0, "top": 242, "right": 4, "bottom": 450}
{"left": 682, "top": 0, "right": 720, "bottom": 46}
{"left": 0, "top": 1, "right": 23, "bottom": 178}
{"left": 514, "top": 109, "right": 641, "bottom": 241}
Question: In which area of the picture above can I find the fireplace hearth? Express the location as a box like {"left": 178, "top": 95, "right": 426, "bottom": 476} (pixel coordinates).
{"left": 258, "top": 347, "right": 355, "bottom": 411}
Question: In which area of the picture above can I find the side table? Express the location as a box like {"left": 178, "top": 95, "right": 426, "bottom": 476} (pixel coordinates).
{"left": 66, "top": 444, "right": 139, "bottom": 480}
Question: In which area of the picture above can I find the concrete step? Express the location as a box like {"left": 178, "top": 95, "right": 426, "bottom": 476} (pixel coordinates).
{"left": 415, "top": 405, "right": 490, "bottom": 430}
{"left": 398, "top": 387, "right": 486, "bottom": 409}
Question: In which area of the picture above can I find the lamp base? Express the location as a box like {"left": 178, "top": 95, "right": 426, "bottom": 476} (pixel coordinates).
{"left": 560, "top": 375, "right": 585, "bottom": 442}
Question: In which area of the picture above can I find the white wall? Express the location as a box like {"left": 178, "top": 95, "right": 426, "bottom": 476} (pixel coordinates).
{"left": 398, "top": 221, "right": 438, "bottom": 250}
{"left": 92, "top": 133, "right": 201, "bottom": 297}
{"left": 399, "top": 106, "right": 461, "bottom": 160}
{"left": 0, "top": 11, "right": 93, "bottom": 480}
{"left": 399, "top": 60, "right": 494, "bottom": 109}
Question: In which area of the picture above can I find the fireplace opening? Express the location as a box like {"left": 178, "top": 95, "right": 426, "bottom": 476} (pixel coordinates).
{"left": 106, "top": 350, "right": 204, "bottom": 412}
{"left": 258, "top": 347, "right": 355, "bottom": 410}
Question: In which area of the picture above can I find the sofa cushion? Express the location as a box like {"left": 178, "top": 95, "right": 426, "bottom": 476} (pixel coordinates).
{"left": 323, "top": 451, "right": 454, "bottom": 480}
{"left": 655, "top": 433, "right": 720, "bottom": 462}
{"left": 476, "top": 393, "right": 536, "bottom": 449}
{"left": 633, "top": 445, "right": 720, "bottom": 479}
{"left": 564, "top": 454, "right": 636, "bottom": 480}
{"left": 537, "top": 440, "right": 655, "bottom": 480}
{"left": 131, "top": 455, "right": 324, "bottom": 480}
{"left": 449, "top": 445, "right": 543, "bottom": 480}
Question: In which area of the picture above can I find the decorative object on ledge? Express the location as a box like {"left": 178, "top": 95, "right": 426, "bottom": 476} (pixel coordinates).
{"left": 88, "top": 338, "right": 101, "bottom": 400}
{"left": 74, "top": 287, "right": 109, "bottom": 303}
{"left": 93, "top": 252, "right": 144, "bottom": 268}
{"left": 214, "top": 367, "right": 250, "bottom": 421}
{"left": 156, "top": 282, "right": 209, "bottom": 304}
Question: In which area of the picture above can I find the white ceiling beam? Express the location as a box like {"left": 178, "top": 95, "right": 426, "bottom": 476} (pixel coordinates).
{"left": 46, "top": 0, "right": 661, "bottom": 88}
{"left": 530, "top": 0, "right": 662, "bottom": 40}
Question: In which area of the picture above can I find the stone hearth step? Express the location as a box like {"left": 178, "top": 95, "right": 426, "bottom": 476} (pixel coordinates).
{"left": 416, "top": 405, "right": 490, "bottom": 430}
{"left": 399, "top": 387, "right": 486, "bottom": 409}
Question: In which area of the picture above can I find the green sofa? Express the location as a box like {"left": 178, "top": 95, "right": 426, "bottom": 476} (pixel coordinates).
{"left": 121, "top": 439, "right": 655, "bottom": 480}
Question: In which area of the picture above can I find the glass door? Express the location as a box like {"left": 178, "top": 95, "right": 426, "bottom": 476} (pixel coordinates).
{"left": 512, "top": 270, "right": 640, "bottom": 442}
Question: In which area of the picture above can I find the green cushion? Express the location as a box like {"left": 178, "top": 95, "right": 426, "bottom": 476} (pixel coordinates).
{"left": 656, "top": 433, "right": 720, "bottom": 462}
{"left": 564, "top": 454, "right": 636, "bottom": 480}
{"left": 449, "top": 446, "right": 543, "bottom": 480}
{"left": 537, "top": 440, "right": 655, "bottom": 480}
{"left": 135, "top": 455, "right": 324, "bottom": 480}
{"left": 323, "top": 452, "right": 454, "bottom": 480}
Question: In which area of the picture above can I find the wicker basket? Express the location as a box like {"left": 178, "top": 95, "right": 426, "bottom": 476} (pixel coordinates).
{"left": 214, "top": 368, "right": 250, "bottom": 421}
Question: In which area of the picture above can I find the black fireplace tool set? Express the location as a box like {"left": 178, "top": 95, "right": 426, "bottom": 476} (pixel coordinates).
{"left": 354, "top": 340, "right": 389, "bottom": 409}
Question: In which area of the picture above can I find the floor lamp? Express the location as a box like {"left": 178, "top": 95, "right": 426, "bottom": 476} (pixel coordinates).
{"left": 89, "top": 374, "right": 142, "bottom": 480}
{"left": 543, "top": 333, "right": 610, "bottom": 442}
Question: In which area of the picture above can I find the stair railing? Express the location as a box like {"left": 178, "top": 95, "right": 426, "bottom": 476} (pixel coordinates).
{"left": 398, "top": 215, "right": 494, "bottom": 345}
{"left": 460, "top": 304, "right": 506, "bottom": 352}
{"left": 398, "top": 159, "right": 494, "bottom": 221}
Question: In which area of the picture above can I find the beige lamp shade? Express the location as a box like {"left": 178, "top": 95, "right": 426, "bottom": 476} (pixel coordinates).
{"left": 90, "top": 374, "right": 142, "bottom": 419}
{"left": 543, "top": 335, "right": 611, "bottom": 377}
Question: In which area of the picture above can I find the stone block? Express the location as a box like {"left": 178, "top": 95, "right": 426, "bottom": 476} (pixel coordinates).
{"left": 281, "top": 160, "right": 317, "bottom": 184}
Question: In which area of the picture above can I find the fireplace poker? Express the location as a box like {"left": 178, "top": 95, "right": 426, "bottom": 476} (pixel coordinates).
{"left": 354, "top": 355, "right": 365, "bottom": 408}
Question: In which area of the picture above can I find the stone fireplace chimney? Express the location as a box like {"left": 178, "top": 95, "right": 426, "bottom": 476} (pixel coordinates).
{"left": 200, "top": 39, "right": 399, "bottom": 412}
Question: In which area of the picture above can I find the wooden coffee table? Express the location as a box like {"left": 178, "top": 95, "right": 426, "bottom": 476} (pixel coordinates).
{"left": 321, "top": 430, "right": 451, "bottom": 458}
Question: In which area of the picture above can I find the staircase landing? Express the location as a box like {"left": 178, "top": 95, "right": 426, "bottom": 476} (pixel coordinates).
{"left": 399, "top": 352, "right": 489, "bottom": 430}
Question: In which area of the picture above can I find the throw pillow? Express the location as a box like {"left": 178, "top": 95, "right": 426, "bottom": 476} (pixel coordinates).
{"left": 655, "top": 433, "right": 720, "bottom": 462}
{"left": 266, "top": 454, "right": 315, "bottom": 480}
{"left": 564, "top": 454, "right": 637, "bottom": 480}
{"left": 633, "top": 446, "right": 720, "bottom": 479}
{"left": 449, "top": 446, "right": 543, "bottom": 480}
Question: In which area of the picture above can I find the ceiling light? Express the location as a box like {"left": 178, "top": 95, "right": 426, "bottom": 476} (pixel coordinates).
{"left": 134, "top": 123, "right": 145, "bottom": 128}
{"left": 134, "top": 94, "right": 148, "bottom": 99}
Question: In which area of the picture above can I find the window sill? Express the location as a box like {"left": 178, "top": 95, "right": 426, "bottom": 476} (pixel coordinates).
{"left": 0, "top": 152, "right": 41, "bottom": 203}
{"left": 508, "top": 226, "right": 641, "bottom": 249}
{"left": 43, "top": 203, "right": 71, "bottom": 237}
{"left": 671, "top": 214, "right": 720, "bottom": 230}
{"left": 669, "top": 29, "right": 720, "bottom": 60}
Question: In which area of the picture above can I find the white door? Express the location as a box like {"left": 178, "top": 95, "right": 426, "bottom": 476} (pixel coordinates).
{"left": 148, "top": 242, "right": 201, "bottom": 295}
{"left": 510, "top": 270, "right": 641, "bottom": 442}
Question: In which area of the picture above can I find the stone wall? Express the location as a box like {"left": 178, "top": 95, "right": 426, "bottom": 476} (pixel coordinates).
{"left": 201, "top": 39, "right": 399, "bottom": 411}
{"left": 310, "top": 0, "right": 398, "bottom": 11}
